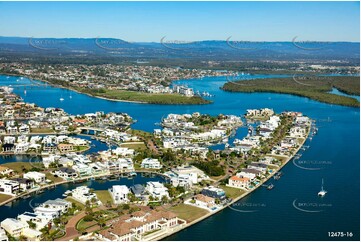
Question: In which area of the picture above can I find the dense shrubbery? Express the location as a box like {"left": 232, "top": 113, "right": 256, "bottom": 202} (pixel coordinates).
{"left": 222, "top": 76, "right": 359, "bottom": 107}
{"left": 193, "top": 160, "right": 225, "bottom": 176}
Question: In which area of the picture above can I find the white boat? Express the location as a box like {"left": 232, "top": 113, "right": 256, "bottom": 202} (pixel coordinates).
{"left": 318, "top": 179, "right": 327, "bottom": 197}
{"left": 60, "top": 97, "right": 64, "bottom": 101}
{"left": 129, "top": 172, "right": 137, "bottom": 177}
{"left": 63, "top": 190, "right": 71, "bottom": 197}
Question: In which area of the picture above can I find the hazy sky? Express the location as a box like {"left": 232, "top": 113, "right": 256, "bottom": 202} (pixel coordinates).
{"left": 0, "top": 1, "right": 359, "bottom": 42}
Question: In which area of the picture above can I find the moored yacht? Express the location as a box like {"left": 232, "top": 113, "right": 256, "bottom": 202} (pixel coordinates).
{"left": 318, "top": 179, "right": 327, "bottom": 197}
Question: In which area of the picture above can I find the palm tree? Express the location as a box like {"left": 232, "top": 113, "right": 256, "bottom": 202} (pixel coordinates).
{"left": 97, "top": 217, "right": 106, "bottom": 228}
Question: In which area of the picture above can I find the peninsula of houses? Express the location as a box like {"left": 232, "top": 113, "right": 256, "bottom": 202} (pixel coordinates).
{"left": 0, "top": 63, "right": 236, "bottom": 104}
{"left": 0, "top": 86, "right": 312, "bottom": 241}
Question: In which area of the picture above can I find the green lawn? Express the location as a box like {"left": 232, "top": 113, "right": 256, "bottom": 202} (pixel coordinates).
{"left": 168, "top": 204, "right": 209, "bottom": 222}
{"left": 2, "top": 162, "right": 35, "bottom": 173}
{"left": 76, "top": 218, "right": 97, "bottom": 231}
{"left": 74, "top": 145, "right": 90, "bottom": 152}
{"left": 0, "top": 194, "right": 13, "bottom": 204}
{"left": 30, "top": 128, "right": 55, "bottom": 133}
{"left": 94, "top": 190, "right": 113, "bottom": 205}
{"left": 267, "top": 155, "right": 288, "bottom": 163}
{"left": 65, "top": 197, "right": 85, "bottom": 209}
{"left": 220, "top": 185, "right": 246, "bottom": 199}
{"left": 80, "top": 88, "right": 211, "bottom": 105}
{"left": 121, "top": 142, "right": 147, "bottom": 151}
{"left": 45, "top": 172, "right": 64, "bottom": 183}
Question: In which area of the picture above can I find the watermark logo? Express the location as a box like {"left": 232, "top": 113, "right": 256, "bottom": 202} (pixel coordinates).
{"left": 28, "top": 37, "right": 67, "bottom": 51}
{"left": 29, "top": 199, "right": 49, "bottom": 210}
{"left": 293, "top": 159, "right": 332, "bottom": 171}
{"left": 225, "top": 74, "right": 254, "bottom": 87}
{"left": 292, "top": 36, "right": 330, "bottom": 51}
{"left": 226, "top": 37, "right": 265, "bottom": 50}
{"left": 291, "top": 74, "right": 327, "bottom": 86}
{"left": 28, "top": 154, "right": 43, "bottom": 170}
{"left": 315, "top": 117, "right": 332, "bottom": 123}
{"left": 229, "top": 201, "right": 266, "bottom": 213}
{"left": 160, "top": 36, "right": 198, "bottom": 51}
{"left": 95, "top": 37, "right": 133, "bottom": 51}
{"left": 293, "top": 198, "right": 332, "bottom": 213}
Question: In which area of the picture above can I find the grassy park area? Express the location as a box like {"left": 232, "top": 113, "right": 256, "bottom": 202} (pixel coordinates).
{"left": 168, "top": 204, "right": 209, "bottom": 222}
{"left": 79, "top": 88, "right": 211, "bottom": 105}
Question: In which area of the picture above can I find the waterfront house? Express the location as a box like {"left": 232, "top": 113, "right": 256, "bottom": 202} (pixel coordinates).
{"left": 246, "top": 108, "right": 274, "bottom": 117}
{"left": 96, "top": 209, "right": 185, "bottom": 241}
{"left": 130, "top": 184, "right": 145, "bottom": 198}
{"left": 89, "top": 162, "right": 107, "bottom": 175}
{"left": 23, "top": 172, "right": 46, "bottom": 184}
{"left": 171, "top": 165, "right": 209, "bottom": 184}
{"left": 168, "top": 173, "right": 193, "bottom": 188}
{"left": 2, "top": 143, "right": 15, "bottom": 153}
{"left": 280, "top": 137, "right": 298, "bottom": 149}
{"left": 0, "top": 179, "right": 19, "bottom": 195}
{"left": 3, "top": 136, "right": 15, "bottom": 144}
{"left": 238, "top": 168, "right": 262, "bottom": 179}
{"left": 72, "top": 163, "right": 92, "bottom": 177}
{"left": 109, "top": 185, "right": 130, "bottom": 204}
{"left": 0, "top": 218, "right": 29, "bottom": 238}
{"left": 259, "top": 156, "right": 276, "bottom": 165}
{"left": 201, "top": 186, "right": 226, "bottom": 200}
{"left": 14, "top": 142, "right": 30, "bottom": 154}
{"left": 153, "top": 129, "right": 162, "bottom": 137}
{"left": 295, "top": 116, "right": 309, "bottom": 125}
{"left": 141, "top": 158, "right": 162, "bottom": 169}
{"left": 228, "top": 176, "right": 251, "bottom": 189}
{"left": 193, "top": 194, "right": 216, "bottom": 209}
{"left": 117, "top": 158, "right": 135, "bottom": 172}
{"left": 71, "top": 186, "right": 100, "bottom": 205}
{"left": 145, "top": 182, "right": 169, "bottom": 200}
{"left": 112, "top": 147, "right": 135, "bottom": 157}
{"left": 18, "top": 124, "right": 30, "bottom": 134}
{"left": 6, "top": 126, "right": 17, "bottom": 135}
{"left": 58, "top": 157, "right": 74, "bottom": 167}
{"left": 41, "top": 198, "right": 71, "bottom": 213}
{"left": 247, "top": 163, "right": 268, "bottom": 173}
{"left": 289, "top": 126, "right": 307, "bottom": 137}
{"left": 0, "top": 166, "right": 14, "bottom": 177}
{"left": 11, "top": 178, "right": 34, "bottom": 192}
{"left": 33, "top": 206, "right": 61, "bottom": 221}
{"left": 42, "top": 143, "right": 57, "bottom": 154}
{"left": 0, "top": 218, "right": 41, "bottom": 240}
{"left": 53, "top": 167, "right": 78, "bottom": 179}
{"left": 57, "top": 143, "right": 75, "bottom": 153}
{"left": 259, "top": 127, "right": 273, "bottom": 138}
{"left": 17, "top": 212, "right": 50, "bottom": 231}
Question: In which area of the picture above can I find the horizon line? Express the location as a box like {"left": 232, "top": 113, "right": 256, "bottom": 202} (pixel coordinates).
{"left": 0, "top": 36, "right": 359, "bottom": 43}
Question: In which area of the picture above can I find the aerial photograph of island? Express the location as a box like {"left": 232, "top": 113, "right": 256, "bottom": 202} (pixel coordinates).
{"left": 0, "top": 1, "right": 359, "bottom": 241}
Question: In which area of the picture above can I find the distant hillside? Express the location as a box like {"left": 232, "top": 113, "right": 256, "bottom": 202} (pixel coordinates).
{"left": 0, "top": 36, "right": 359, "bottom": 64}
